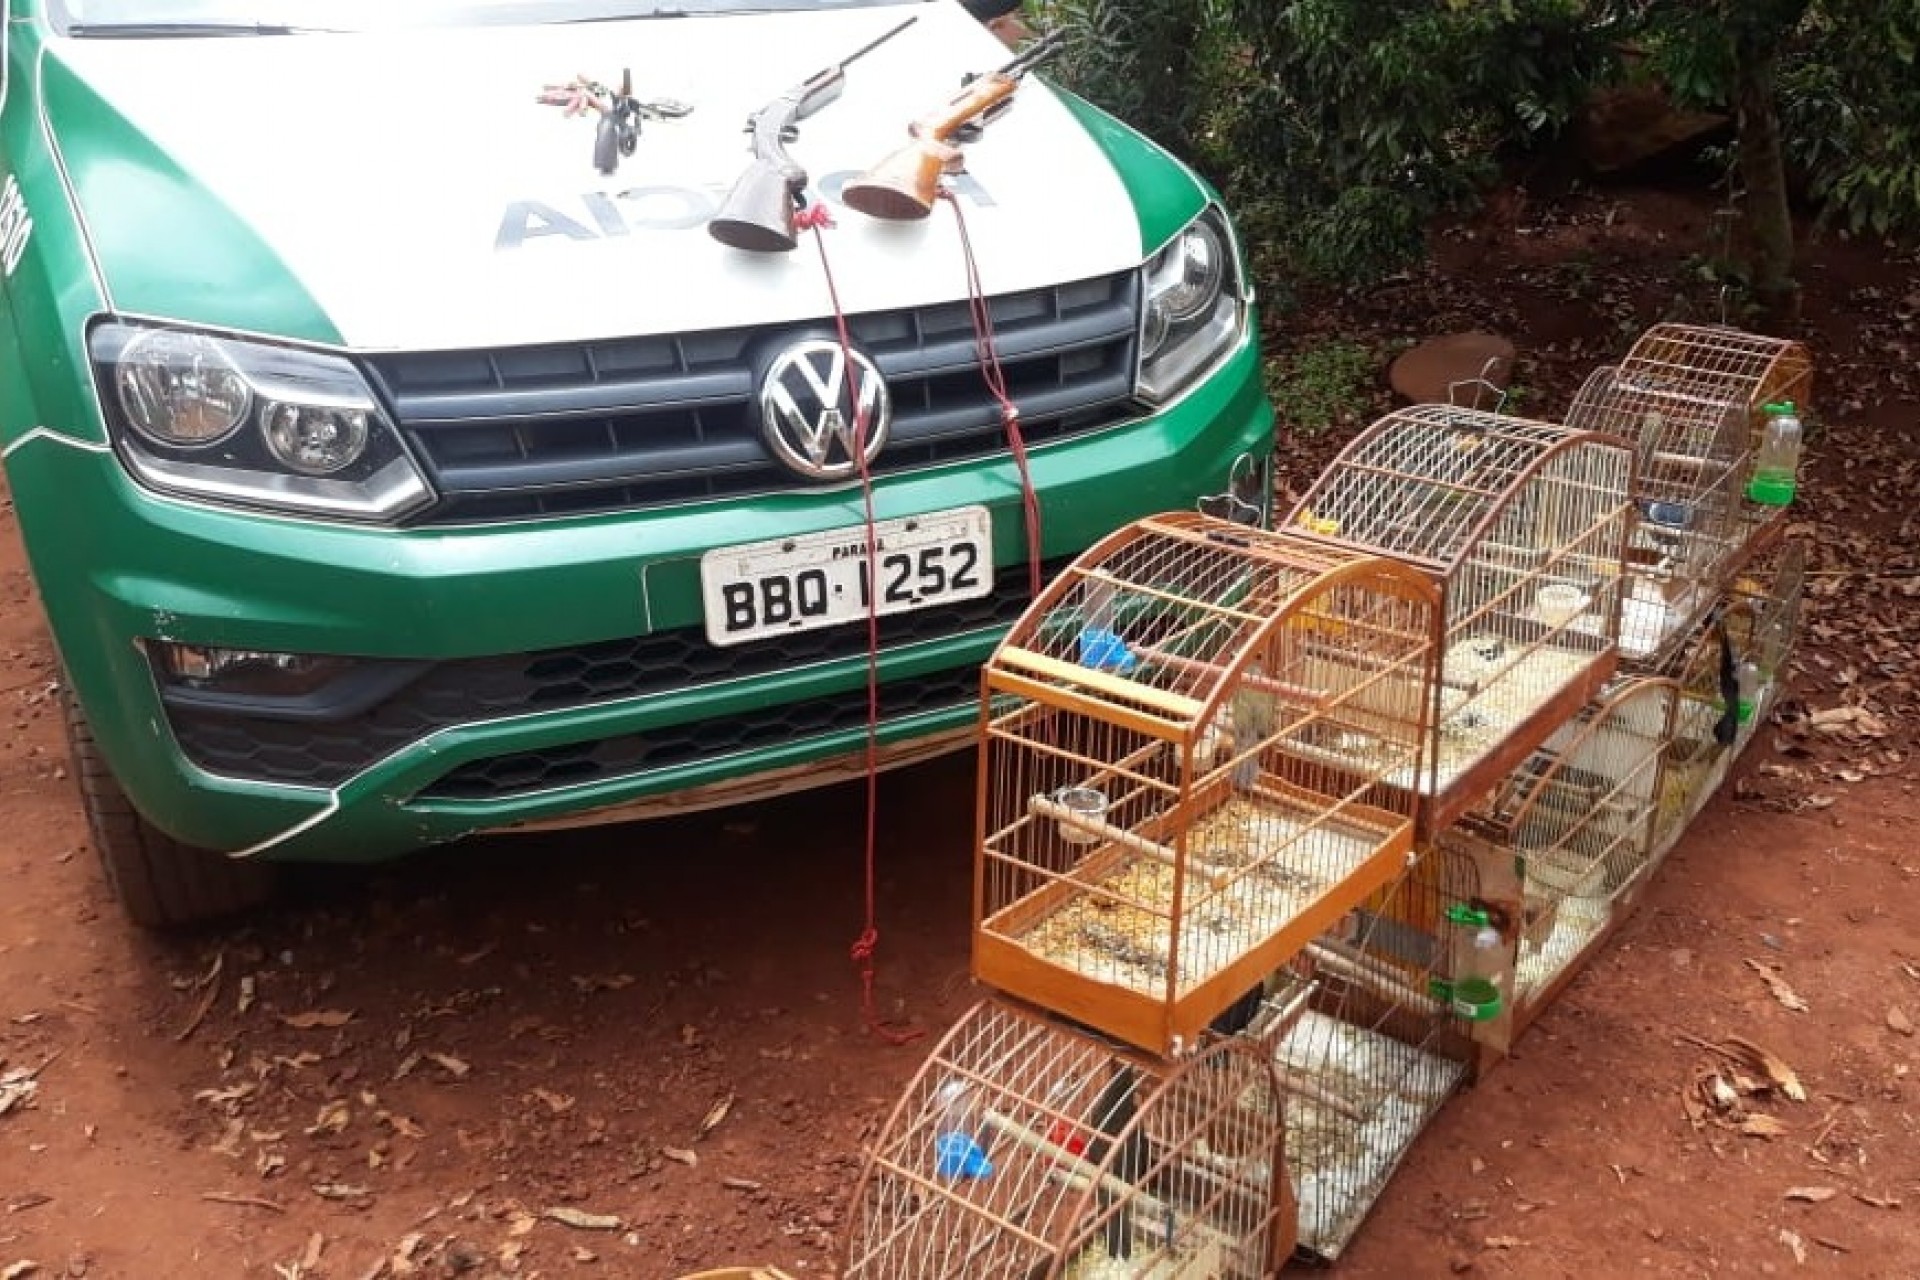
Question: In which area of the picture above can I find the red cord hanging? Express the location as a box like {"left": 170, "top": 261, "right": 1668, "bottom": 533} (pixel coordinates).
{"left": 803, "top": 201, "right": 922, "bottom": 1047}
{"left": 943, "top": 188, "right": 1045, "bottom": 600}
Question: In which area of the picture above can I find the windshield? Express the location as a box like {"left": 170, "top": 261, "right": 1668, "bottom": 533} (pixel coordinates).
{"left": 51, "top": 0, "right": 910, "bottom": 35}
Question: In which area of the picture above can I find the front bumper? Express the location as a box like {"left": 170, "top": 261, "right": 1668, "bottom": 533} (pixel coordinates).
{"left": 9, "top": 335, "right": 1271, "bottom": 862}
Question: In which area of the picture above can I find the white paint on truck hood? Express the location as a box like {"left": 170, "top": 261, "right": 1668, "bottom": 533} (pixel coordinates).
{"left": 51, "top": 4, "right": 1155, "bottom": 350}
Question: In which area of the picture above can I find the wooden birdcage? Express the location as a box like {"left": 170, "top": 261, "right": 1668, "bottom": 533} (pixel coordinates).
{"left": 842, "top": 997, "right": 1296, "bottom": 1280}
{"left": 1284, "top": 405, "right": 1638, "bottom": 831}
{"left": 974, "top": 513, "right": 1443, "bottom": 1057}
{"left": 1443, "top": 677, "right": 1679, "bottom": 1039}
{"left": 1564, "top": 323, "right": 1813, "bottom": 667}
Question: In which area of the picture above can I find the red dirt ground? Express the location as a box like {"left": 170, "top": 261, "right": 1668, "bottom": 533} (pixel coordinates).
{"left": 2, "top": 186, "right": 1916, "bottom": 1280}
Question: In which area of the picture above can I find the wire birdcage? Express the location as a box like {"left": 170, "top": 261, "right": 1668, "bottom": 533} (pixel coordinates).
{"left": 1564, "top": 324, "right": 1813, "bottom": 668}
{"left": 1655, "top": 531, "right": 1807, "bottom": 845}
{"left": 842, "top": 997, "right": 1295, "bottom": 1280}
{"left": 973, "top": 513, "right": 1443, "bottom": 1057}
{"left": 1238, "top": 847, "right": 1478, "bottom": 1260}
{"left": 1450, "top": 677, "right": 1678, "bottom": 1008}
{"left": 1284, "top": 405, "right": 1638, "bottom": 831}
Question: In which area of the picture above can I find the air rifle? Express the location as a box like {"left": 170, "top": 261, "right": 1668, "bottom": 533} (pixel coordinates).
{"left": 841, "top": 31, "right": 1063, "bottom": 222}
{"left": 708, "top": 16, "right": 918, "bottom": 253}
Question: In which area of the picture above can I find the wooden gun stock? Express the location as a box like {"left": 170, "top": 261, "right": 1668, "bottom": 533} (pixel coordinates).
{"left": 842, "top": 33, "right": 1061, "bottom": 222}
{"left": 840, "top": 138, "right": 962, "bottom": 221}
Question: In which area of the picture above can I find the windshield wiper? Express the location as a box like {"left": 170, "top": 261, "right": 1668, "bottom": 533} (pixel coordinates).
{"left": 64, "top": 22, "right": 338, "bottom": 38}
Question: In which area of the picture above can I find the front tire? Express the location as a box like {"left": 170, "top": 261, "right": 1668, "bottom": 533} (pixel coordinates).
{"left": 61, "top": 685, "right": 278, "bottom": 928}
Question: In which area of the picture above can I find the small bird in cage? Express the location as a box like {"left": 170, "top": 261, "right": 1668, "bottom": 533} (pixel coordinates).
{"left": 1230, "top": 662, "right": 1277, "bottom": 792}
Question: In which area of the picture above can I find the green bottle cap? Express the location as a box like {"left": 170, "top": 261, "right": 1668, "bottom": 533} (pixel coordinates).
{"left": 1763, "top": 401, "right": 1797, "bottom": 415}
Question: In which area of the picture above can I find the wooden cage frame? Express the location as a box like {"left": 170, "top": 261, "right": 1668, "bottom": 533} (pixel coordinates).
{"left": 1282, "top": 405, "right": 1639, "bottom": 832}
{"left": 973, "top": 513, "right": 1445, "bottom": 1057}
{"left": 841, "top": 996, "right": 1298, "bottom": 1279}
{"left": 1565, "top": 323, "right": 1814, "bottom": 669}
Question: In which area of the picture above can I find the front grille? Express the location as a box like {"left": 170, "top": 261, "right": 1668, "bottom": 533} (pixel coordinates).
{"left": 368, "top": 273, "right": 1141, "bottom": 525}
{"left": 419, "top": 664, "right": 982, "bottom": 801}
{"left": 162, "top": 557, "right": 1072, "bottom": 788}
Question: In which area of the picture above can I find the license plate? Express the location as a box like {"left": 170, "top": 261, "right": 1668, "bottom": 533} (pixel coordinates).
{"left": 699, "top": 506, "right": 994, "bottom": 647}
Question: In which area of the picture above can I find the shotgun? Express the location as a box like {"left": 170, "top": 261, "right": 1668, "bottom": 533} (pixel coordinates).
{"left": 708, "top": 16, "right": 918, "bottom": 252}
{"left": 841, "top": 31, "right": 1063, "bottom": 222}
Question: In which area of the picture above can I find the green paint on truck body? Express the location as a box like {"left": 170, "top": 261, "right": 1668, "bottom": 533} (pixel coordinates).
{"left": 0, "top": 0, "right": 1276, "bottom": 867}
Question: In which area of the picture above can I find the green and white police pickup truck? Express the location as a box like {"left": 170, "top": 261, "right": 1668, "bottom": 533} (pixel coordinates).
{"left": 0, "top": 0, "right": 1273, "bottom": 925}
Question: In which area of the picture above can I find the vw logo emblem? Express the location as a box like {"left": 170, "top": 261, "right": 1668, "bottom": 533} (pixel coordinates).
{"left": 758, "top": 339, "right": 892, "bottom": 482}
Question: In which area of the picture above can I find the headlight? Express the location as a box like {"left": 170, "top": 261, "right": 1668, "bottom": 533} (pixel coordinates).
{"left": 90, "top": 323, "right": 432, "bottom": 523}
{"left": 116, "top": 330, "right": 251, "bottom": 445}
{"left": 1136, "top": 206, "right": 1248, "bottom": 404}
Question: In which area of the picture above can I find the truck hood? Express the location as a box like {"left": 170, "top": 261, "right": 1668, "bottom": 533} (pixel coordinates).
{"left": 43, "top": 4, "right": 1193, "bottom": 350}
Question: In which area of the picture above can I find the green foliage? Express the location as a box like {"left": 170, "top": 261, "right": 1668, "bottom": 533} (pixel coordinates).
{"left": 1614, "top": 0, "right": 1920, "bottom": 242}
{"left": 1216, "top": 0, "right": 1616, "bottom": 285}
{"left": 1265, "top": 340, "right": 1379, "bottom": 437}
{"left": 1775, "top": 5, "right": 1920, "bottom": 240}
{"left": 1034, "top": 0, "right": 1919, "bottom": 297}
{"left": 1030, "top": 0, "right": 1220, "bottom": 156}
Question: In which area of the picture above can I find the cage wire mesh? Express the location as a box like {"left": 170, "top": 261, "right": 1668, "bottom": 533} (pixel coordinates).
{"left": 1563, "top": 324, "right": 1813, "bottom": 669}
{"left": 1652, "top": 532, "right": 1807, "bottom": 847}
{"left": 842, "top": 997, "right": 1293, "bottom": 1280}
{"left": 1242, "top": 848, "right": 1479, "bottom": 1260}
{"left": 973, "top": 513, "right": 1445, "bottom": 1056}
{"left": 1451, "top": 677, "right": 1679, "bottom": 1003}
{"left": 1283, "top": 405, "right": 1637, "bottom": 825}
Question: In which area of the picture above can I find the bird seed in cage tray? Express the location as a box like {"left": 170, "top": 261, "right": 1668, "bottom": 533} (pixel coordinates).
{"left": 1012, "top": 787, "right": 1399, "bottom": 1001}
{"left": 1065, "top": 1235, "right": 1225, "bottom": 1280}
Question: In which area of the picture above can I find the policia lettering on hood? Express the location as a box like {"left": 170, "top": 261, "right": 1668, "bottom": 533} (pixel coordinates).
{"left": 497, "top": 171, "right": 998, "bottom": 250}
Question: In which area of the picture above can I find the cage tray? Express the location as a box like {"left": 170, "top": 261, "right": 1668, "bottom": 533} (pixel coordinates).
{"left": 1273, "top": 1010, "right": 1467, "bottom": 1259}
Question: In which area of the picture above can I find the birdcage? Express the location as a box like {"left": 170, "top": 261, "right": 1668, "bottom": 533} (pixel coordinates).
{"left": 973, "top": 513, "right": 1443, "bottom": 1057}
{"left": 1444, "top": 677, "right": 1679, "bottom": 1029}
{"left": 1284, "top": 405, "right": 1638, "bottom": 831}
{"left": 1656, "top": 531, "right": 1807, "bottom": 841}
{"left": 841, "top": 996, "right": 1296, "bottom": 1280}
{"left": 1563, "top": 323, "right": 1813, "bottom": 668}
{"left": 1241, "top": 847, "right": 1478, "bottom": 1259}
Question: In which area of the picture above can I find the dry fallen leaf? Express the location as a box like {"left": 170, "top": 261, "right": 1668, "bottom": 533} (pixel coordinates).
{"left": 570, "top": 973, "right": 635, "bottom": 994}
{"left": 1851, "top": 1192, "right": 1901, "bottom": 1210}
{"left": 698, "top": 1093, "right": 735, "bottom": 1138}
{"left": 0, "top": 1069, "right": 38, "bottom": 1118}
{"left": 312, "top": 1182, "right": 371, "bottom": 1201}
{"left": 304, "top": 1100, "right": 351, "bottom": 1137}
{"left": 530, "top": 1087, "right": 575, "bottom": 1115}
{"left": 1, "top": 1262, "right": 39, "bottom": 1280}
{"left": 1723, "top": 1036, "right": 1808, "bottom": 1102}
{"left": 1779, "top": 1228, "right": 1807, "bottom": 1264}
{"left": 377, "top": 1111, "right": 426, "bottom": 1140}
{"left": 661, "top": 1146, "right": 698, "bottom": 1168}
{"left": 299, "top": 1234, "right": 324, "bottom": 1272}
{"left": 280, "top": 1010, "right": 355, "bottom": 1030}
{"left": 1746, "top": 959, "right": 1811, "bottom": 1013}
{"left": 423, "top": 1052, "right": 470, "bottom": 1080}
{"left": 543, "top": 1207, "right": 623, "bottom": 1231}
{"left": 1785, "top": 1186, "right": 1837, "bottom": 1203}
{"left": 1888, "top": 1006, "right": 1915, "bottom": 1037}
{"left": 1740, "top": 1115, "right": 1790, "bottom": 1139}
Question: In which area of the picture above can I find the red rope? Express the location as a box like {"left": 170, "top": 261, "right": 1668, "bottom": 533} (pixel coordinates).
{"left": 804, "top": 200, "right": 922, "bottom": 1048}
{"left": 942, "top": 188, "right": 1044, "bottom": 599}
